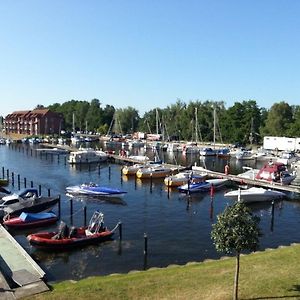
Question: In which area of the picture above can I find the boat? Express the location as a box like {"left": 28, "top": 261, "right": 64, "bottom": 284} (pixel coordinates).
{"left": 68, "top": 148, "right": 108, "bottom": 164}
{"left": 122, "top": 161, "right": 161, "bottom": 176}
{"left": 27, "top": 211, "right": 118, "bottom": 250}
{"left": 178, "top": 178, "right": 229, "bottom": 193}
{"left": 0, "top": 178, "right": 9, "bottom": 186}
{"left": 136, "top": 165, "right": 173, "bottom": 179}
{"left": 224, "top": 187, "right": 286, "bottom": 203}
{"left": 216, "top": 148, "right": 230, "bottom": 158}
{"left": 277, "top": 151, "right": 299, "bottom": 166}
{"left": 164, "top": 171, "right": 207, "bottom": 187}
{"left": 255, "top": 162, "right": 296, "bottom": 185}
{"left": 0, "top": 188, "right": 60, "bottom": 220}
{"left": 66, "top": 183, "right": 127, "bottom": 197}
{"left": 235, "top": 149, "right": 255, "bottom": 160}
{"left": 36, "top": 147, "right": 69, "bottom": 154}
{"left": 3, "top": 211, "right": 58, "bottom": 229}
{"left": 199, "top": 147, "right": 217, "bottom": 156}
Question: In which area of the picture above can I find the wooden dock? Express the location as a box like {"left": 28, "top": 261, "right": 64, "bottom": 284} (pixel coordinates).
{"left": 108, "top": 154, "right": 187, "bottom": 172}
{"left": 0, "top": 225, "right": 49, "bottom": 299}
{"left": 192, "top": 165, "right": 300, "bottom": 194}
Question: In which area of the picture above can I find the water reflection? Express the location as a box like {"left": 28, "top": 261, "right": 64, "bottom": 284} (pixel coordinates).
{"left": 1, "top": 144, "right": 300, "bottom": 282}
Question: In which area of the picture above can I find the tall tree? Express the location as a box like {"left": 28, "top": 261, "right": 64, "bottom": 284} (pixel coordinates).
{"left": 211, "top": 202, "right": 260, "bottom": 300}
{"left": 261, "top": 101, "right": 293, "bottom": 136}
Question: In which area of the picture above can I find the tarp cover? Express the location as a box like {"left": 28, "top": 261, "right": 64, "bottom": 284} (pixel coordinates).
{"left": 19, "top": 211, "right": 56, "bottom": 222}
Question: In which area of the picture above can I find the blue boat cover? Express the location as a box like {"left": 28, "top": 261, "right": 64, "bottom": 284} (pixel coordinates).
{"left": 19, "top": 211, "right": 56, "bottom": 222}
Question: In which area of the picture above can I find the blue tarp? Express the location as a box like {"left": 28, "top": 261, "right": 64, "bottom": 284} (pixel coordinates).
{"left": 19, "top": 211, "right": 56, "bottom": 222}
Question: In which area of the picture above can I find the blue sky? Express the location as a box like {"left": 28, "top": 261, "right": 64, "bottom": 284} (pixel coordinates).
{"left": 1, "top": 0, "right": 299, "bottom": 117}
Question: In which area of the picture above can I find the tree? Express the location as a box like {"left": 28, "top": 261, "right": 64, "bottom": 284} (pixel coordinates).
{"left": 261, "top": 101, "right": 293, "bottom": 136}
{"left": 211, "top": 202, "right": 260, "bottom": 300}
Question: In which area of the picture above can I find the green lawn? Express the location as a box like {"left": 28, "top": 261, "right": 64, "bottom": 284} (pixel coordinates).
{"left": 30, "top": 244, "right": 300, "bottom": 300}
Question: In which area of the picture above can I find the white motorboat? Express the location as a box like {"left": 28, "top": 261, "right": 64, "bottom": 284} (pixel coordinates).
{"left": 235, "top": 150, "right": 255, "bottom": 160}
{"left": 136, "top": 165, "right": 173, "bottom": 179}
{"left": 277, "top": 151, "right": 299, "bottom": 166}
{"left": 224, "top": 187, "right": 286, "bottom": 203}
{"left": 68, "top": 149, "right": 108, "bottom": 164}
{"left": 164, "top": 170, "right": 207, "bottom": 187}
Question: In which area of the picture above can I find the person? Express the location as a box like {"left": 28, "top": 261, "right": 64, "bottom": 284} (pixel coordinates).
{"left": 52, "top": 221, "right": 69, "bottom": 240}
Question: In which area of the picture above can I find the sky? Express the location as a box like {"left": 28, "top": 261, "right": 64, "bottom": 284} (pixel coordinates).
{"left": 1, "top": 0, "right": 300, "bottom": 117}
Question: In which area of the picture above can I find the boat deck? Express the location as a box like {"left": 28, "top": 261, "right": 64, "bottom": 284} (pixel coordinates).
{"left": 0, "top": 225, "right": 49, "bottom": 299}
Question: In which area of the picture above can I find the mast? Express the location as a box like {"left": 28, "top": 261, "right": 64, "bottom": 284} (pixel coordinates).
{"left": 195, "top": 107, "right": 199, "bottom": 143}
{"left": 72, "top": 113, "right": 75, "bottom": 134}
{"left": 156, "top": 109, "right": 159, "bottom": 135}
{"left": 213, "top": 105, "right": 216, "bottom": 149}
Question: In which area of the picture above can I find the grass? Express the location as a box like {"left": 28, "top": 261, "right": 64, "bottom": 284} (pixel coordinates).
{"left": 29, "top": 244, "right": 300, "bottom": 300}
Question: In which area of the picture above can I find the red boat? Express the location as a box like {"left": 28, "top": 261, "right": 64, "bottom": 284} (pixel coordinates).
{"left": 27, "top": 211, "right": 119, "bottom": 250}
{"left": 255, "top": 162, "right": 296, "bottom": 185}
{"left": 3, "top": 211, "right": 58, "bottom": 229}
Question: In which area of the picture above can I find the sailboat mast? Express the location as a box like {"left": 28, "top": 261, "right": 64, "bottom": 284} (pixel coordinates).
{"left": 195, "top": 107, "right": 199, "bottom": 143}
{"left": 72, "top": 113, "right": 75, "bottom": 134}
{"left": 213, "top": 105, "right": 216, "bottom": 148}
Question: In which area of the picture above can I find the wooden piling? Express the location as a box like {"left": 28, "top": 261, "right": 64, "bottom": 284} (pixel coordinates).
{"left": 17, "top": 174, "right": 20, "bottom": 190}
{"left": 118, "top": 222, "right": 122, "bottom": 240}
{"left": 84, "top": 206, "right": 87, "bottom": 226}
{"left": 24, "top": 177, "right": 27, "bottom": 188}
{"left": 144, "top": 233, "right": 148, "bottom": 256}
{"left": 30, "top": 180, "right": 33, "bottom": 188}
{"left": 48, "top": 189, "right": 51, "bottom": 197}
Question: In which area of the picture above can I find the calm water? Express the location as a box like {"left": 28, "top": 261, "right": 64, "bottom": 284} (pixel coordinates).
{"left": 0, "top": 143, "right": 300, "bottom": 283}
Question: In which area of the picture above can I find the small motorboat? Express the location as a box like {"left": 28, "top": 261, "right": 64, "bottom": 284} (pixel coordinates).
{"left": 136, "top": 165, "right": 173, "bottom": 179}
{"left": 3, "top": 211, "right": 58, "bottom": 229}
{"left": 255, "top": 162, "right": 296, "bottom": 185}
{"left": 27, "top": 211, "right": 118, "bottom": 250}
{"left": 122, "top": 162, "right": 161, "bottom": 176}
{"left": 66, "top": 183, "right": 127, "bottom": 197}
{"left": 224, "top": 187, "right": 286, "bottom": 203}
{"left": 164, "top": 171, "right": 207, "bottom": 187}
{"left": 178, "top": 178, "right": 229, "bottom": 193}
{"left": 0, "top": 178, "right": 9, "bottom": 186}
{"left": 0, "top": 188, "right": 60, "bottom": 220}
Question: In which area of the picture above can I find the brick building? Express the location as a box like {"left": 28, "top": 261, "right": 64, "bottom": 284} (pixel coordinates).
{"left": 4, "top": 108, "right": 64, "bottom": 136}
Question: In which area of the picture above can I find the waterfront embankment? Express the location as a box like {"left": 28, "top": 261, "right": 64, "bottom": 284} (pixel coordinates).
{"left": 28, "top": 243, "right": 300, "bottom": 300}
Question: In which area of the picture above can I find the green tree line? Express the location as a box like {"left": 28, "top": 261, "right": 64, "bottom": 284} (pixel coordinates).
{"left": 47, "top": 99, "right": 300, "bottom": 145}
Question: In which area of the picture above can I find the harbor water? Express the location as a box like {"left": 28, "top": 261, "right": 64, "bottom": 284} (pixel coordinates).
{"left": 0, "top": 143, "right": 300, "bottom": 283}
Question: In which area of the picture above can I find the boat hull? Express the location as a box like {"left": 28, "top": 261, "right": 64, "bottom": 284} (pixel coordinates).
{"left": 27, "top": 227, "right": 114, "bottom": 250}
{"left": 3, "top": 212, "right": 58, "bottom": 229}
{"left": 224, "top": 187, "right": 286, "bottom": 203}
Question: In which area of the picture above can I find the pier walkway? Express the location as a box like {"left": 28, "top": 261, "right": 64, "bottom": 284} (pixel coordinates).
{"left": 192, "top": 165, "right": 300, "bottom": 194}
{"left": 0, "top": 225, "right": 48, "bottom": 299}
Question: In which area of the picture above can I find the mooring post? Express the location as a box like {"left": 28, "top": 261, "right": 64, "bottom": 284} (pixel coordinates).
{"left": 48, "top": 188, "right": 51, "bottom": 197}
{"left": 39, "top": 184, "right": 42, "bottom": 196}
{"left": 109, "top": 165, "right": 111, "bottom": 180}
{"left": 98, "top": 164, "right": 101, "bottom": 176}
{"left": 84, "top": 206, "right": 87, "bottom": 226}
{"left": 134, "top": 174, "right": 137, "bottom": 190}
{"left": 30, "top": 180, "right": 33, "bottom": 188}
{"left": 150, "top": 173, "right": 153, "bottom": 193}
{"left": 2, "top": 167, "right": 4, "bottom": 178}
{"left": 64, "top": 156, "right": 67, "bottom": 165}
{"left": 187, "top": 177, "right": 190, "bottom": 195}
{"left": 24, "top": 177, "right": 27, "bottom": 188}
{"left": 118, "top": 222, "right": 123, "bottom": 240}
{"left": 271, "top": 200, "right": 275, "bottom": 231}
{"left": 17, "top": 174, "right": 20, "bottom": 190}
{"left": 6, "top": 169, "right": 9, "bottom": 179}
{"left": 167, "top": 179, "right": 170, "bottom": 198}
{"left": 120, "top": 168, "right": 123, "bottom": 185}
{"left": 11, "top": 172, "right": 14, "bottom": 187}
{"left": 144, "top": 233, "right": 148, "bottom": 256}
